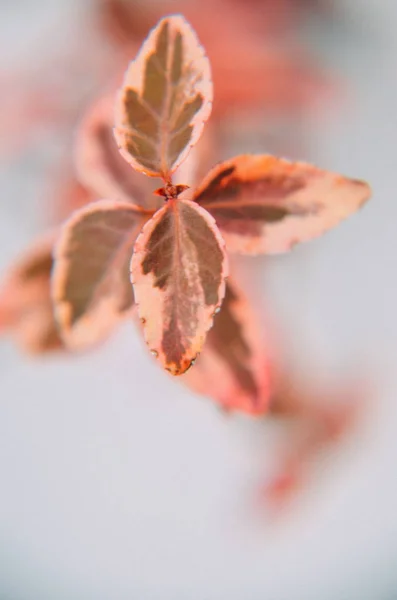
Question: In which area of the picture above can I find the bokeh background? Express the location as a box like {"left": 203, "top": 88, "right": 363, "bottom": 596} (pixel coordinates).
{"left": 0, "top": 0, "right": 396, "bottom": 598}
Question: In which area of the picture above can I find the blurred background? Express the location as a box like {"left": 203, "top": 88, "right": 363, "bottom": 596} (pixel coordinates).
{"left": 0, "top": 0, "right": 396, "bottom": 598}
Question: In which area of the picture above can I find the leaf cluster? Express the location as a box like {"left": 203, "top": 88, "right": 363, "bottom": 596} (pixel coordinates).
{"left": 1, "top": 15, "right": 371, "bottom": 415}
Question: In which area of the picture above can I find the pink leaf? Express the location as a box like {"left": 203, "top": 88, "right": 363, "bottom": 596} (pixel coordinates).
{"left": 52, "top": 200, "right": 151, "bottom": 349}
{"left": 114, "top": 15, "right": 213, "bottom": 178}
{"left": 0, "top": 232, "right": 64, "bottom": 354}
{"left": 194, "top": 154, "right": 371, "bottom": 254}
{"left": 75, "top": 95, "right": 155, "bottom": 208}
{"left": 131, "top": 199, "right": 228, "bottom": 375}
{"left": 184, "top": 278, "right": 272, "bottom": 415}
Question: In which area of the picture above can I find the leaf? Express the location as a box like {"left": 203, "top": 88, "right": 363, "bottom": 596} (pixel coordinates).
{"left": 194, "top": 154, "right": 372, "bottom": 255}
{"left": 51, "top": 175, "right": 96, "bottom": 224}
{"left": 184, "top": 279, "right": 272, "bottom": 415}
{"left": 264, "top": 377, "right": 363, "bottom": 510}
{"left": 0, "top": 232, "right": 64, "bottom": 354}
{"left": 114, "top": 15, "right": 212, "bottom": 179}
{"left": 75, "top": 95, "right": 155, "bottom": 208}
{"left": 99, "top": 1, "right": 332, "bottom": 116}
{"left": 131, "top": 199, "right": 228, "bottom": 375}
{"left": 52, "top": 200, "right": 151, "bottom": 349}
{"left": 100, "top": 0, "right": 155, "bottom": 48}
{"left": 12, "top": 298, "right": 64, "bottom": 355}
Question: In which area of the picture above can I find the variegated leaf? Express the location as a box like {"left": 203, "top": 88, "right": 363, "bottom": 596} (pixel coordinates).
{"left": 0, "top": 232, "right": 64, "bottom": 354}
{"left": 184, "top": 279, "right": 272, "bottom": 415}
{"left": 114, "top": 15, "right": 212, "bottom": 178}
{"left": 131, "top": 199, "right": 228, "bottom": 375}
{"left": 75, "top": 95, "right": 154, "bottom": 207}
{"left": 194, "top": 154, "right": 371, "bottom": 255}
{"left": 52, "top": 200, "right": 151, "bottom": 349}
{"left": 75, "top": 93, "right": 205, "bottom": 211}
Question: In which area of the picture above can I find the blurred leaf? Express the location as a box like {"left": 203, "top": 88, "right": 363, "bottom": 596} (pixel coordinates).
{"left": 99, "top": 0, "right": 157, "bottom": 46}
{"left": 75, "top": 95, "right": 155, "bottom": 207}
{"left": 131, "top": 199, "right": 228, "bottom": 375}
{"left": 50, "top": 175, "right": 96, "bottom": 224}
{"left": 0, "top": 233, "right": 64, "bottom": 354}
{"left": 114, "top": 15, "right": 212, "bottom": 178}
{"left": 184, "top": 279, "right": 272, "bottom": 415}
{"left": 52, "top": 200, "right": 151, "bottom": 349}
{"left": 194, "top": 154, "right": 371, "bottom": 255}
{"left": 99, "top": 0, "right": 334, "bottom": 117}
{"left": 262, "top": 377, "right": 364, "bottom": 509}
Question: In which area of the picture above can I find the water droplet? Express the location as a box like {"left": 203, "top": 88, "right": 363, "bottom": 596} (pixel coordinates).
{"left": 185, "top": 356, "right": 198, "bottom": 373}
{"left": 191, "top": 353, "right": 199, "bottom": 367}
{"left": 150, "top": 349, "right": 158, "bottom": 358}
